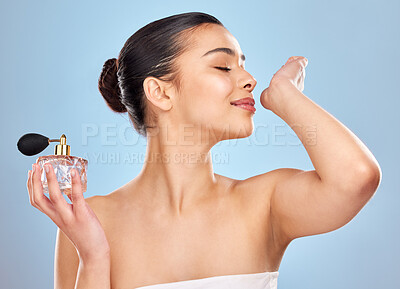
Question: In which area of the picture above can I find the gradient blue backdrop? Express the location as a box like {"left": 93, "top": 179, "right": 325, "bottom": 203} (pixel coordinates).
{"left": 1, "top": 0, "right": 398, "bottom": 288}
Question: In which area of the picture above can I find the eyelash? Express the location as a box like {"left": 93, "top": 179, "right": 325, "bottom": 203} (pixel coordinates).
{"left": 215, "top": 66, "right": 231, "bottom": 72}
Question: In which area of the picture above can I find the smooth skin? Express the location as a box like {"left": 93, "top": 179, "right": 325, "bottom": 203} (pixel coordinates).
{"left": 27, "top": 24, "right": 381, "bottom": 289}
{"left": 28, "top": 165, "right": 111, "bottom": 288}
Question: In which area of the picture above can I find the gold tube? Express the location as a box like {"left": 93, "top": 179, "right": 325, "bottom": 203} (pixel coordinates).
{"left": 54, "top": 134, "right": 70, "bottom": 156}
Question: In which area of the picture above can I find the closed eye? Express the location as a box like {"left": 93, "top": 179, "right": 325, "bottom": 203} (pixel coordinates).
{"left": 215, "top": 66, "right": 231, "bottom": 72}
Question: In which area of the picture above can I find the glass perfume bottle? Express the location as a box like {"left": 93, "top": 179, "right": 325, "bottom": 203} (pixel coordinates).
{"left": 17, "top": 133, "right": 88, "bottom": 195}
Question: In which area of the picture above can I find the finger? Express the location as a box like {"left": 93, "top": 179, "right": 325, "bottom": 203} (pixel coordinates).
{"left": 285, "top": 58, "right": 307, "bottom": 78}
{"left": 294, "top": 56, "right": 308, "bottom": 67}
{"left": 300, "top": 71, "right": 305, "bottom": 91}
{"left": 31, "top": 164, "right": 59, "bottom": 218}
{"left": 27, "top": 170, "right": 43, "bottom": 213}
{"left": 70, "top": 169, "right": 85, "bottom": 213}
{"left": 292, "top": 56, "right": 303, "bottom": 61}
{"left": 286, "top": 56, "right": 294, "bottom": 64}
{"left": 44, "top": 164, "right": 73, "bottom": 219}
{"left": 286, "top": 56, "right": 308, "bottom": 66}
{"left": 27, "top": 170, "right": 33, "bottom": 204}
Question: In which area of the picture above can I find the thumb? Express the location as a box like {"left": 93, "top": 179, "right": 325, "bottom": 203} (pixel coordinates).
{"left": 260, "top": 86, "right": 273, "bottom": 110}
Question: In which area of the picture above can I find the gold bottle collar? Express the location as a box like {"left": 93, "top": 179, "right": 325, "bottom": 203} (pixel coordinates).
{"left": 49, "top": 134, "right": 71, "bottom": 156}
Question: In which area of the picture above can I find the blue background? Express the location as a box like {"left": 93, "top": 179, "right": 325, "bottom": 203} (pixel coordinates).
{"left": 1, "top": 0, "right": 398, "bottom": 288}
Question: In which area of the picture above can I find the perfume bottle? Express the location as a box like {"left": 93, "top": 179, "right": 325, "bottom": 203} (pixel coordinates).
{"left": 17, "top": 133, "right": 88, "bottom": 195}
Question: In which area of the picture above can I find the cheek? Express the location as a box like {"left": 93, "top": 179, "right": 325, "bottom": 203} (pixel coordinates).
{"left": 179, "top": 73, "right": 235, "bottom": 126}
{"left": 193, "top": 74, "right": 234, "bottom": 108}
{"left": 196, "top": 75, "right": 234, "bottom": 117}
{"left": 202, "top": 74, "right": 234, "bottom": 98}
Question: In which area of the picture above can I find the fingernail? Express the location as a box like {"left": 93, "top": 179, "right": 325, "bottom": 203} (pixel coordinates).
{"left": 71, "top": 169, "right": 76, "bottom": 177}
{"left": 45, "top": 165, "right": 49, "bottom": 173}
{"left": 32, "top": 164, "right": 35, "bottom": 172}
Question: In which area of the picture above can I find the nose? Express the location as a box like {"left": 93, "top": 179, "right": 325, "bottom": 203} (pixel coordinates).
{"left": 239, "top": 70, "right": 257, "bottom": 92}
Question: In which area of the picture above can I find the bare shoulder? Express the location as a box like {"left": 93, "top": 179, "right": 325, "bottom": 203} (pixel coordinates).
{"left": 214, "top": 173, "right": 239, "bottom": 189}
{"left": 228, "top": 168, "right": 305, "bottom": 244}
{"left": 243, "top": 168, "right": 303, "bottom": 186}
{"left": 85, "top": 194, "right": 111, "bottom": 213}
{"left": 231, "top": 168, "right": 303, "bottom": 199}
{"left": 84, "top": 192, "right": 121, "bottom": 226}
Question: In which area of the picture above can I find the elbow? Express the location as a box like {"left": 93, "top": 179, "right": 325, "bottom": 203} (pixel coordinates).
{"left": 342, "top": 163, "right": 382, "bottom": 196}
{"left": 362, "top": 163, "right": 382, "bottom": 194}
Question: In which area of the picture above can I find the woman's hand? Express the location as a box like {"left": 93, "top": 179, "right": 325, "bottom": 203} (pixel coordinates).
{"left": 260, "top": 56, "right": 308, "bottom": 111}
{"left": 27, "top": 164, "right": 110, "bottom": 262}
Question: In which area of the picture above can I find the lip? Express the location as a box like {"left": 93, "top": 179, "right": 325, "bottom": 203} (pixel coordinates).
{"left": 230, "top": 97, "right": 255, "bottom": 106}
{"left": 230, "top": 97, "right": 256, "bottom": 113}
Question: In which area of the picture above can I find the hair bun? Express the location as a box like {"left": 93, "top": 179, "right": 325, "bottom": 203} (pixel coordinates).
{"left": 98, "top": 58, "right": 127, "bottom": 113}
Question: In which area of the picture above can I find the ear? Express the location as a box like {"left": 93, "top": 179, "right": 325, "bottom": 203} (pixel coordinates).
{"left": 143, "top": 77, "right": 173, "bottom": 111}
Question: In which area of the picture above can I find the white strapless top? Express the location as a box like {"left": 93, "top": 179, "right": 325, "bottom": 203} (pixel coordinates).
{"left": 135, "top": 271, "right": 279, "bottom": 289}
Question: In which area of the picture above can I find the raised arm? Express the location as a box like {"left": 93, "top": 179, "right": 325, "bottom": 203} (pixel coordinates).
{"left": 259, "top": 56, "right": 382, "bottom": 244}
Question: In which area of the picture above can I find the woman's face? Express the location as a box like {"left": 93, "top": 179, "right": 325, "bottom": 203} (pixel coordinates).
{"left": 171, "top": 24, "right": 257, "bottom": 143}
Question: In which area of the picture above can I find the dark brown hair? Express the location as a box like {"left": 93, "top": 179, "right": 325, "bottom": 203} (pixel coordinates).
{"left": 98, "top": 12, "right": 223, "bottom": 137}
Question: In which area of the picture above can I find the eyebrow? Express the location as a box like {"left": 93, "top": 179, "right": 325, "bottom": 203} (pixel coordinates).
{"left": 201, "top": 47, "right": 246, "bottom": 61}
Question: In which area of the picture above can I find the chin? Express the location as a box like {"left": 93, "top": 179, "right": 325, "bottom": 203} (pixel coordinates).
{"left": 201, "top": 111, "right": 255, "bottom": 142}
{"left": 219, "top": 118, "right": 254, "bottom": 141}
{"left": 233, "top": 122, "right": 254, "bottom": 139}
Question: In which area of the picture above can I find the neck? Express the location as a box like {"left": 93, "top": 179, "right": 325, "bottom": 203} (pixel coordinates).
{"left": 135, "top": 123, "right": 221, "bottom": 216}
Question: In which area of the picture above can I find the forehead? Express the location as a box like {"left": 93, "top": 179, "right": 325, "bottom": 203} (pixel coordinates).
{"left": 184, "top": 24, "right": 243, "bottom": 57}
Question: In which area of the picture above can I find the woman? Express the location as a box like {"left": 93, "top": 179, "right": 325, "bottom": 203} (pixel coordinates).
{"left": 26, "top": 12, "right": 381, "bottom": 289}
